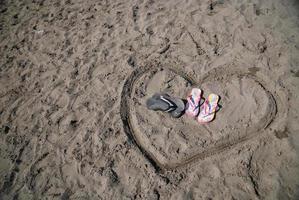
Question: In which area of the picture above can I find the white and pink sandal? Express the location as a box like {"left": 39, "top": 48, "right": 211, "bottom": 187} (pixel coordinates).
{"left": 185, "top": 88, "right": 202, "bottom": 117}
{"left": 197, "top": 93, "right": 220, "bottom": 123}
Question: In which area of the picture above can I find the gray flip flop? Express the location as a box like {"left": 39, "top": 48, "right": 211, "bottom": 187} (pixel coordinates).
{"left": 146, "top": 93, "right": 185, "bottom": 118}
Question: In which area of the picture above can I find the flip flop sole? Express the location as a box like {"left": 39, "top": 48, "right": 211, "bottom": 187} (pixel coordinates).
{"left": 146, "top": 95, "right": 170, "bottom": 111}
{"left": 197, "top": 94, "right": 219, "bottom": 124}
{"left": 146, "top": 93, "right": 185, "bottom": 118}
{"left": 185, "top": 88, "right": 202, "bottom": 117}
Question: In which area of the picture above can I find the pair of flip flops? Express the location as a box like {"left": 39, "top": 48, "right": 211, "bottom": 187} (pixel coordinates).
{"left": 185, "top": 88, "right": 220, "bottom": 123}
{"left": 146, "top": 93, "right": 185, "bottom": 118}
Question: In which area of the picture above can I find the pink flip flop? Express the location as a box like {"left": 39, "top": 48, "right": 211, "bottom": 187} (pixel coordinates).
{"left": 185, "top": 88, "right": 202, "bottom": 117}
{"left": 197, "top": 93, "right": 219, "bottom": 123}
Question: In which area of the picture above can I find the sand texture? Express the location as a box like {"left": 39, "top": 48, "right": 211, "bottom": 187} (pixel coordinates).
{"left": 1, "top": 0, "right": 299, "bottom": 199}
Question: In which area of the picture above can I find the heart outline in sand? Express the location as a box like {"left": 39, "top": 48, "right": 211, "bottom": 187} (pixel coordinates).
{"left": 120, "top": 63, "right": 287, "bottom": 173}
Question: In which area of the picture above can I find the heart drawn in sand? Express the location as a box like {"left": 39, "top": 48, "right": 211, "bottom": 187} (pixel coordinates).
{"left": 120, "top": 64, "right": 286, "bottom": 173}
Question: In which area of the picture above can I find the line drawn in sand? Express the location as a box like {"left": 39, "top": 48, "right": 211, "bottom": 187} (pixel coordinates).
{"left": 120, "top": 63, "right": 287, "bottom": 174}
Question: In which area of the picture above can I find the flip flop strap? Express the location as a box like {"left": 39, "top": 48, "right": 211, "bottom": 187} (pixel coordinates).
{"left": 193, "top": 104, "right": 200, "bottom": 111}
{"left": 188, "top": 95, "right": 196, "bottom": 107}
{"left": 202, "top": 100, "right": 209, "bottom": 115}
{"left": 188, "top": 95, "right": 200, "bottom": 111}
{"left": 202, "top": 100, "right": 218, "bottom": 117}
{"left": 160, "top": 96, "right": 176, "bottom": 112}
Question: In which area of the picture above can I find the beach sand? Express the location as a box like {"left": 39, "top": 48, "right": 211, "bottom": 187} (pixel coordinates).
{"left": 1, "top": 0, "right": 299, "bottom": 199}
